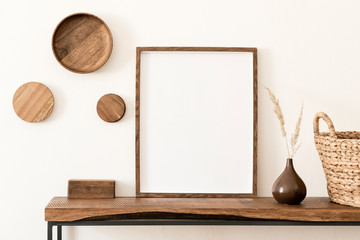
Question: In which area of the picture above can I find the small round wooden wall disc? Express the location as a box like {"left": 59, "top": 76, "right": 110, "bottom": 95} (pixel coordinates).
{"left": 13, "top": 82, "right": 54, "bottom": 123}
{"left": 97, "top": 94, "right": 126, "bottom": 122}
{"left": 52, "top": 13, "right": 113, "bottom": 73}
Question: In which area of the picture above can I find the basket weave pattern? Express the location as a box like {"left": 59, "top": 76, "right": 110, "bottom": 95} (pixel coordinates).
{"left": 314, "top": 112, "right": 360, "bottom": 207}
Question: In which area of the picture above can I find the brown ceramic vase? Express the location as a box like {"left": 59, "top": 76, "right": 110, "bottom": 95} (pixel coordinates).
{"left": 272, "top": 158, "right": 306, "bottom": 205}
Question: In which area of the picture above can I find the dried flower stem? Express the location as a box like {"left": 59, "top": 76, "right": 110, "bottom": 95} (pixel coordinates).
{"left": 290, "top": 103, "right": 303, "bottom": 158}
{"left": 291, "top": 142, "right": 302, "bottom": 159}
{"left": 263, "top": 85, "right": 303, "bottom": 159}
{"left": 263, "top": 85, "right": 290, "bottom": 158}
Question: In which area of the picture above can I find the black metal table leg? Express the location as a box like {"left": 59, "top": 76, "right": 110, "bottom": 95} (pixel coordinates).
{"left": 57, "top": 225, "right": 62, "bottom": 240}
{"left": 47, "top": 222, "right": 53, "bottom": 240}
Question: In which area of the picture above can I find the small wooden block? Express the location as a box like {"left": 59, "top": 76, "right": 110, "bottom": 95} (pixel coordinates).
{"left": 68, "top": 180, "right": 115, "bottom": 199}
{"left": 97, "top": 94, "right": 126, "bottom": 122}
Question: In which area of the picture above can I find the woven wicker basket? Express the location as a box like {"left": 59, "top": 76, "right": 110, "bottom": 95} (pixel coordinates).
{"left": 314, "top": 112, "right": 360, "bottom": 207}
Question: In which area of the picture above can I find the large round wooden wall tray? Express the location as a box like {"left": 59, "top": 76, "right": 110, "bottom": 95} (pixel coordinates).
{"left": 13, "top": 82, "right": 55, "bottom": 123}
{"left": 52, "top": 13, "right": 113, "bottom": 73}
{"left": 97, "top": 94, "right": 126, "bottom": 123}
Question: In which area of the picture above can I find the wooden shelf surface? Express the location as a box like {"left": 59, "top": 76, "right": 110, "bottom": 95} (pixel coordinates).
{"left": 45, "top": 197, "right": 360, "bottom": 222}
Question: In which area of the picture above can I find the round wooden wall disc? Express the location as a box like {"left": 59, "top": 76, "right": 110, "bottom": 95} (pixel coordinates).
{"left": 97, "top": 94, "right": 126, "bottom": 122}
{"left": 52, "top": 13, "right": 113, "bottom": 73}
{"left": 13, "top": 82, "right": 54, "bottom": 123}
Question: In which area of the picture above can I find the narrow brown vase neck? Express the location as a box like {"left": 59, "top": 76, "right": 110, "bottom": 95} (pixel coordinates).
{"left": 286, "top": 158, "right": 294, "bottom": 170}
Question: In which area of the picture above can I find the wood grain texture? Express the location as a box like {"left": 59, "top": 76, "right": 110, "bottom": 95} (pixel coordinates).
{"left": 137, "top": 193, "right": 256, "bottom": 198}
{"left": 135, "top": 47, "right": 258, "bottom": 198}
{"left": 137, "top": 47, "right": 258, "bottom": 52}
{"left": 135, "top": 47, "right": 141, "bottom": 197}
{"left": 252, "top": 48, "right": 258, "bottom": 196}
{"left": 52, "top": 13, "right": 113, "bottom": 73}
{"left": 45, "top": 197, "right": 360, "bottom": 222}
{"left": 68, "top": 180, "right": 115, "bottom": 199}
{"left": 97, "top": 94, "right": 126, "bottom": 122}
{"left": 13, "top": 82, "right": 54, "bottom": 123}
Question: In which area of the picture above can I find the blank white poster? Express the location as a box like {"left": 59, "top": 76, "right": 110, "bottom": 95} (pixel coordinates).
{"left": 139, "top": 50, "right": 254, "bottom": 194}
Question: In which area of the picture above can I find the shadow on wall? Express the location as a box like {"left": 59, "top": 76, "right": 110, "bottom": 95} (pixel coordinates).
{"left": 115, "top": 181, "right": 134, "bottom": 197}
{"left": 97, "top": 14, "right": 135, "bottom": 73}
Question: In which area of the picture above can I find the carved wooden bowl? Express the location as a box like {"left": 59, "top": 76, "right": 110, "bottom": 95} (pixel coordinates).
{"left": 52, "top": 13, "right": 113, "bottom": 73}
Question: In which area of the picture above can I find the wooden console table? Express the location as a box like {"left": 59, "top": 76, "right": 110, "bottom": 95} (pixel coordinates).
{"left": 45, "top": 197, "right": 360, "bottom": 240}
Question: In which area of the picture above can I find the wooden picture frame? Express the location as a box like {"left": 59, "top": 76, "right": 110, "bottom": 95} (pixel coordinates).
{"left": 136, "top": 47, "right": 257, "bottom": 198}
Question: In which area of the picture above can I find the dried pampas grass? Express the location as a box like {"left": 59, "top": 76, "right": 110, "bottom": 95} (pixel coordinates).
{"left": 263, "top": 85, "right": 303, "bottom": 159}
{"left": 290, "top": 103, "right": 303, "bottom": 158}
{"left": 263, "top": 86, "right": 287, "bottom": 137}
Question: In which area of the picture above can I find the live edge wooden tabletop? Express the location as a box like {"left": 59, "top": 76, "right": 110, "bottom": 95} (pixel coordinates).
{"left": 45, "top": 197, "right": 360, "bottom": 222}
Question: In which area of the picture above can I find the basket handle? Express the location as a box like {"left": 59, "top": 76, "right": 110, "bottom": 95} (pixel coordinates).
{"left": 313, "top": 112, "right": 336, "bottom": 137}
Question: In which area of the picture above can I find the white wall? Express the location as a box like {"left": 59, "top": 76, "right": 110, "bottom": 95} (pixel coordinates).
{"left": 1, "top": 0, "right": 360, "bottom": 239}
